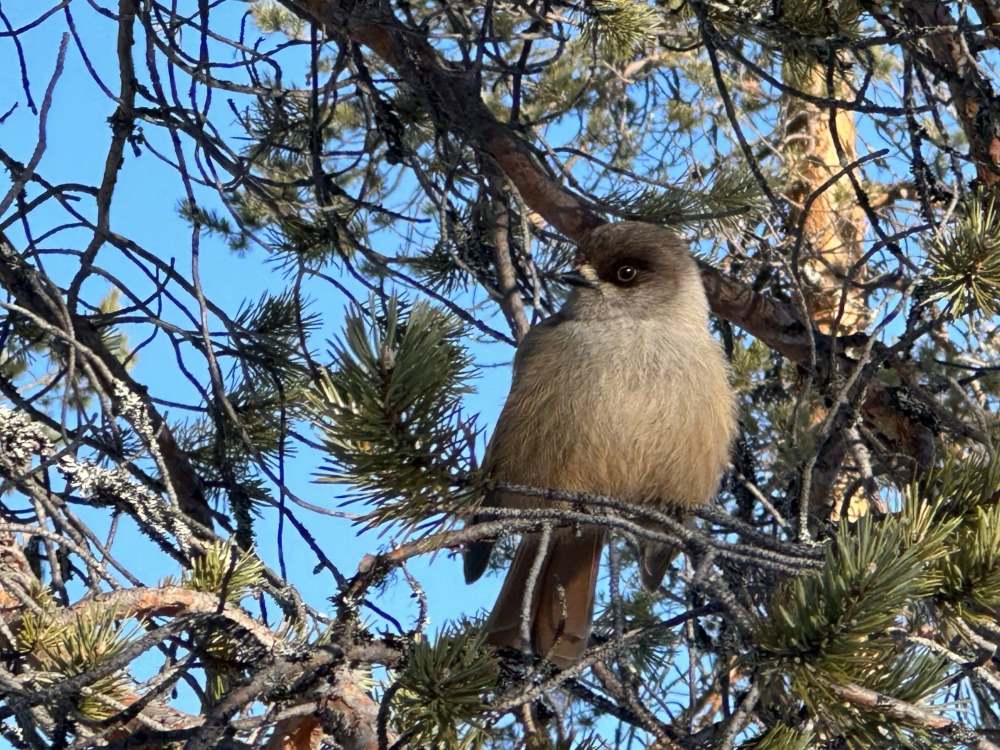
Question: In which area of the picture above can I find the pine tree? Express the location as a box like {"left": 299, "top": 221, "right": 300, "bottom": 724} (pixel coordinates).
{"left": 0, "top": 1, "right": 999, "bottom": 749}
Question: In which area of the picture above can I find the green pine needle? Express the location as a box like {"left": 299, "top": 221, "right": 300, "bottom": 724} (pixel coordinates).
{"left": 936, "top": 502, "right": 1000, "bottom": 620}
{"left": 233, "top": 289, "right": 318, "bottom": 381}
{"left": 181, "top": 542, "right": 268, "bottom": 701}
{"left": 251, "top": 0, "right": 304, "bottom": 36}
{"left": 184, "top": 539, "right": 265, "bottom": 604}
{"left": 594, "top": 586, "right": 679, "bottom": 673}
{"left": 907, "top": 452, "right": 1000, "bottom": 520}
{"left": 311, "top": 295, "right": 478, "bottom": 534}
{"left": 779, "top": 0, "right": 862, "bottom": 32}
{"left": 582, "top": 0, "right": 662, "bottom": 61}
{"left": 405, "top": 225, "right": 496, "bottom": 295}
{"left": 96, "top": 289, "right": 134, "bottom": 370}
{"left": 755, "top": 508, "right": 951, "bottom": 718}
{"left": 744, "top": 724, "right": 815, "bottom": 750}
{"left": 926, "top": 189, "right": 1000, "bottom": 317}
{"left": 602, "top": 166, "right": 765, "bottom": 230}
{"left": 12, "top": 583, "right": 61, "bottom": 655}
{"left": 37, "top": 606, "right": 139, "bottom": 722}
{"left": 178, "top": 198, "right": 251, "bottom": 252}
{"left": 392, "top": 624, "right": 498, "bottom": 749}
{"left": 750, "top": 457, "right": 1000, "bottom": 745}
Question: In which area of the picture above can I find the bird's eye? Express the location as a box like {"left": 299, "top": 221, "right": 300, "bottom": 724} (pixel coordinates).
{"left": 615, "top": 264, "right": 638, "bottom": 284}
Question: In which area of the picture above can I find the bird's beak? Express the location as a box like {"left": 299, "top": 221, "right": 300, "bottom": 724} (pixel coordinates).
{"left": 559, "top": 264, "right": 599, "bottom": 289}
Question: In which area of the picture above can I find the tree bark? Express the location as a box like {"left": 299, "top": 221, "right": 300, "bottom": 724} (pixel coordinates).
{"left": 901, "top": 0, "right": 1000, "bottom": 186}
{"left": 0, "top": 232, "right": 214, "bottom": 532}
{"left": 782, "top": 63, "right": 870, "bottom": 335}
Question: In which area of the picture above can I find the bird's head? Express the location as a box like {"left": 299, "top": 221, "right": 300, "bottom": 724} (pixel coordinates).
{"left": 559, "top": 222, "right": 706, "bottom": 323}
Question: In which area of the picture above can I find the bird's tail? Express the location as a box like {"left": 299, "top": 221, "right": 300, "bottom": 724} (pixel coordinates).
{"left": 483, "top": 525, "right": 605, "bottom": 668}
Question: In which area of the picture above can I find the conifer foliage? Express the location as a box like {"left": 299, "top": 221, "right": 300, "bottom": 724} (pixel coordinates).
{"left": 0, "top": 0, "right": 999, "bottom": 748}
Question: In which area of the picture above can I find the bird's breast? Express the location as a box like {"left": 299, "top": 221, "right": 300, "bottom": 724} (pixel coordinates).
{"left": 487, "top": 319, "right": 735, "bottom": 509}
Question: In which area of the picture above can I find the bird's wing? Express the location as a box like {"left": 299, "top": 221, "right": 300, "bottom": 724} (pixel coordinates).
{"left": 462, "top": 495, "right": 497, "bottom": 584}
{"left": 464, "top": 316, "right": 565, "bottom": 584}
{"left": 639, "top": 539, "right": 681, "bottom": 591}
{"left": 638, "top": 512, "right": 692, "bottom": 590}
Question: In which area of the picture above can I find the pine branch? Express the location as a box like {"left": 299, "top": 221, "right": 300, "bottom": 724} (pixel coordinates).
{"left": 310, "top": 296, "right": 478, "bottom": 534}
{"left": 925, "top": 189, "right": 1000, "bottom": 317}
{"left": 829, "top": 682, "right": 999, "bottom": 749}
{"left": 390, "top": 624, "right": 497, "bottom": 748}
{"left": 0, "top": 231, "right": 214, "bottom": 531}
{"left": 582, "top": 0, "right": 663, "bottom": 61}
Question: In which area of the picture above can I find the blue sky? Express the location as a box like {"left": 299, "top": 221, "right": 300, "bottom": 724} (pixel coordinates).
{"left": 3, "top": 1, "right": 942, "bottom": 743}
{"left": 0, "top": 0, "right": 516, "bottom": 724}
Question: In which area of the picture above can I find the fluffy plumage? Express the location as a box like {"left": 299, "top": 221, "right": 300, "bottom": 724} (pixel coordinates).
{"left": 466, "top": 222, "right": 736, "bottom": 667}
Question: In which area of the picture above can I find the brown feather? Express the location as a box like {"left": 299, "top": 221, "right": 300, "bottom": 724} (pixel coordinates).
{"left": 639, "top": 540, "right": 679, "bottom": 592}
{"left": 483, "top": 527, "right": 606, "bottom": 668}
{"left": 479, "top": 533, "right": 542, "bottom": 654}
{"left": 530, "top": 526, "right": 605, "bottom": 667}
{"left": 639, "top": 514, "right": 695, "bottom": 590}
{"left": 463, "top": 499, "right": 498, "bottom": 584}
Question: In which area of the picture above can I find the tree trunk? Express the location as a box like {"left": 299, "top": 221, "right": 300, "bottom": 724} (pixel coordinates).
{"left": 782, "top": 62, "right": 870, "bottom": 336}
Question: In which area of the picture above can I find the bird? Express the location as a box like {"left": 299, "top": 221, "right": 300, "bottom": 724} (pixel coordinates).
{"left": 463, "top": 221, "right": 737, "bottom": 668}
